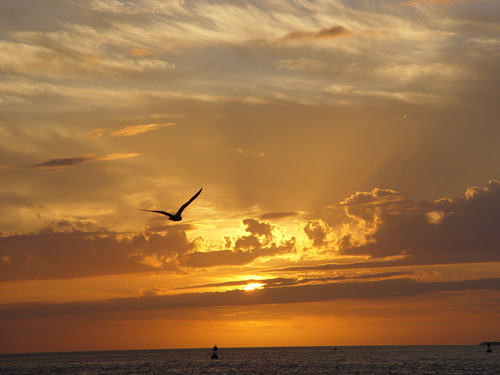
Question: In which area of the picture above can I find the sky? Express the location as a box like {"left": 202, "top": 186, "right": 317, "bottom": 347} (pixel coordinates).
{"left": 0, "top": 0, "right": 499, "bottom": 354}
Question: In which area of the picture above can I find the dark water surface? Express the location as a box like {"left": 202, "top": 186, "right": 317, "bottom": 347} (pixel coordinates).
{"left": 1, "top": 346, "right": 498, "bottom": 374}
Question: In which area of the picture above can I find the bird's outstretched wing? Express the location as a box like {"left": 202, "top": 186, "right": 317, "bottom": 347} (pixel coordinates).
{"left": 175, "top": 188, "right": 203, "bottom": 216}
{"left": 139, "top": 209, "right": 174, "bottom": 219}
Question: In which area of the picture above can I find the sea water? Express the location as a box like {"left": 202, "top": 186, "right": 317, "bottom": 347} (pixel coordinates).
{"left": 1, "top": 346, "right": 498, "bottom": 374}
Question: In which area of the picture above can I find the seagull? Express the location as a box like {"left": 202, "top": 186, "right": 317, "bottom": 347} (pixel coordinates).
{"left": 140, "top": 188, "right": 202, "bottom": 221}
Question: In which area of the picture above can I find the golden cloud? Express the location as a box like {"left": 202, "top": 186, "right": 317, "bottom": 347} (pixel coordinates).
{"left": 90, "top": 123, "right": 175, "bottom": 138}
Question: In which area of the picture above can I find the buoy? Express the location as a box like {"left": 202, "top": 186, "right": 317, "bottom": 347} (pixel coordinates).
{"left": 211, "top": 344, "right": 219, "bottom": 359}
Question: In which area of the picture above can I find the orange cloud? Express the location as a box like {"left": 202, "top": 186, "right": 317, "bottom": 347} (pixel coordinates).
{"left": 90, "top": 123, "right": 175, "bottom": 138}
{"left": 181, "top": 218, "right": 296, "bottom": 268}
{"left": 95, "top": 152, "right": 141, "bottom": 161}
{"left": 88, "top": 128, "right": 111, "bottom": 139}
{"left": 130, "top": 47, "right": 153, "bottom": 57}
{"left": 110, "top": 123, "right": 173, "bottom": 137}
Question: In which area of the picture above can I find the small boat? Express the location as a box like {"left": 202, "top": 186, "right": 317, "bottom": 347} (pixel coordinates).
{"left": 486, "top": 343, "right": 493, "bottom": 353}
{"left": 211, "top": 344, "right": 219, "bottom": 359}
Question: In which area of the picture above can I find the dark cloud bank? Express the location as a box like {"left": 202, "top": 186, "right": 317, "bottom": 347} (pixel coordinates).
{"left": 0, "top": 217, "right": 294, "bottom": 282}
{"left": 1, "top": 277, "right": 499, "bottom": 320}
{"left": 339, "top": 179, "right": 500, "bottom": 263}
{"left": 1, "top": 180, "right": 500, "bottom": 319}
{"left": 1, "top": 181, "right": 499, "bottom": 283}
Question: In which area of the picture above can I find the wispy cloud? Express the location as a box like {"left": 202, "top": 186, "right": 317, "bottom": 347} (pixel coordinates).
{"left": 278, "top": 26, "right": 352, "bottom": 44}
{"left": 31, "top": 153, "right": 140, "bottom": 169}
{"left": 90, "top": 123, "right": 175, "bottom": 138}
{"left": 401, "top": 0, "right": 472, "bottom": 6}
{"left": 176, "top": 272, "right": 413, "bottom": 291}
{"left": 88, "top": 128, "right": 112, "bottom": 139}
{"left": 259, "top": 212, "right": 299, "bottom": 220}
{"left": 96, "top": 153, "right": 141, "bottom": 161}
{"left": 110, "top": 123, "right": 175, "bottom": 137}
{"left": 276, "top": 58, "right": 327, "bottom": 72}
{"left": 130, "top": 47, "right": 153, "bottom": 57}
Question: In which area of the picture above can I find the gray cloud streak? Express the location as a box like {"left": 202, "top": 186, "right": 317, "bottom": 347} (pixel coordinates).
{"left": 31, "top": 153, "right": 140, "bottom": 169}
{"left": 1, "top": 277, "right": 498, "bottom": 320}
{"left": 279, "top": 25, "right": 352, "bottom": 43}
{"left": 175, "top": 272, "right": 413, "bottom": 291}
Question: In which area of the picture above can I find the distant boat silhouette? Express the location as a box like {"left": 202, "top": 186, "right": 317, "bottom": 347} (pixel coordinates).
{"left": 140, "top": 188, "right": 202, "bottom": 221}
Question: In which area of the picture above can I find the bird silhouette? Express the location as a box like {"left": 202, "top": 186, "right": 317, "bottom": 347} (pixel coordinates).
{"left": 140, "top": 188, "right": 202, "bottom": 221}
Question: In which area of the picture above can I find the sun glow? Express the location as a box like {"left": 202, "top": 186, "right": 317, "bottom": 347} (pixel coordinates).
{"left": 244, "top": 283, "right": 265, "bottom": 291}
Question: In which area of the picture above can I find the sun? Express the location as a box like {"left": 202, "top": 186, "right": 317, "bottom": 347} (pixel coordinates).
{"left": 244, "top": 283, "right": 265, "bottom": 291}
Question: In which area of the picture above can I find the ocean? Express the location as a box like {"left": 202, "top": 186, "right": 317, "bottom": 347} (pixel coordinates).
{"left": 1, "top": 346, "right": 498, "bottom": 374}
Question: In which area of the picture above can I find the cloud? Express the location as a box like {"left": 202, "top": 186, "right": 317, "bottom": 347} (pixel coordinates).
{"left": 303, "top": 219, "right": 332, "bottom": 248}
{"left": 0, "top": 25, "right": 175, "bottom": 81}
{"left": 94, "top": 153, "right": 141, "bottom": 161}
{"left": 401, "top": 0, "right": 471, "bottom": 5}
{"left": 130, "top": 48, "right": 153, "bottom": 57}
{"left": 180, "top": 249, "right": 258, "bottom": 268}
{"left": 4, "top": 180, "right": 498, "bottom": 282}
{"left": 335, "top": 180, "right": 500, "bottom": 264}
{"left": 31, "top": 153, "right": 140, "bottom": 169}
{"left": 0, "top": 225, "right": 199, "bottom": 283}
{"left": 269, "top": 260, "right": 407, "bottom": 273}
{"left": 276, "top": 58, "right": 327, "bottom": 72}
{"left": 279, "top": 26, "right": 352, "bottom": 44}
{"left": 176, "top": 272, "right": 413, "bottom": 291}
{"left": 89, "top": 123, "right": 175, "bottom": 138}
{"left": 361, "top": 29, "right": 389, "bottom": 39}
{"left": 88, "top": 128, "right": 112, "bottom": 139}
{"left": 110, "top": 123, "right": 175, "bottom": 137}
{"left": 31, "top": 154, "right": 96, "bottom": 169}
{"left": 175, "top": 277, "right": 297, "bottom": 291}
{"left": 340, "top": 188, "right": 414, "bottom": 217}
{"left": 1, "top": 277, "right": 499, "bottom": 320}
{"left": 181, "top": 241, "right": 295, "bottom": 269}
{"left": 181, "top": 218, "right": 297, "bottom": 268}
{"left": 145, "top": 223, "right": 196, "bottom": 234}
{"left": 243, "top": 218, "right": 272, "bottom": 237}
{"left": 279, "top": 180, "right": 500, "bottom": 273}
{"left": 259, "top": 212, "right": 299, "bottom": 220}
{"left": 0, "top": 217, "right": 297, "bottom": 282}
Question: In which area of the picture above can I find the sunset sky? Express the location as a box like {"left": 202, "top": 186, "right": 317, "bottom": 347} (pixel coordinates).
{"left": 1, "top": 0, "right": 500, "bottom": 354}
